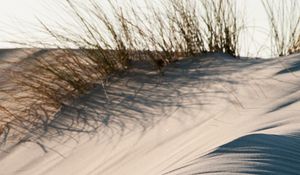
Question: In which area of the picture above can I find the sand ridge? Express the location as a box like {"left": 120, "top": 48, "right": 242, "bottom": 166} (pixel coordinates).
{"left": 0, "top": 51, "right": 299, "bottom": 175}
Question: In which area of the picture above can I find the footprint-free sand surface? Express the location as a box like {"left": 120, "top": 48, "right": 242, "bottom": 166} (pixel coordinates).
{"left": 0, "top": 50, "right": 299, "bottom": 175}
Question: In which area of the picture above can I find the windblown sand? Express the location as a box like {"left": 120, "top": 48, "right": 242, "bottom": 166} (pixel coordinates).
{"left": 0, "top": 50, "right": 299, "bottom": 175}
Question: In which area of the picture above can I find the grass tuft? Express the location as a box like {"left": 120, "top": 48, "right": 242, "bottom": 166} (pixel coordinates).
{"left": 263, "top": 0, "right": 300, "bottom": 56}
{"left": 1, "top": 0, "right": 244, "bottom": 144}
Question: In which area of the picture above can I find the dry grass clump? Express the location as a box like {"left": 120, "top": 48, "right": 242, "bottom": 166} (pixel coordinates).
{"left": 200, "top": 0, "right": 242, "bottom": 56}
{"left": 37, "top": 0, "right": 243, "bottom": 66}
{"left": 289, "top": 35, "right": 300, "bottom": 54}
{"left": 263, "top": 0, "right": 300, "bottom": 56}
{"left": 138, "top": 0, "right": 242, "bottom": 61}
{"left": 0, "top": 49, "right": 129, "bottom": 143}
{"left": 0, "top": 0, "right": 243, "bottom": 144}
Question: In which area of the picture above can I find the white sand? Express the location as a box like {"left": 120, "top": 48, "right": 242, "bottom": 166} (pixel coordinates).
{"left": 0, "top": 51, "right": 299, "bottom": 175}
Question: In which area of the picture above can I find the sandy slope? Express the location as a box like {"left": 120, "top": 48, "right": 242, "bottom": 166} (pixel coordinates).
{"left": 0, "top": 51, "right": 300, "bottom": 175}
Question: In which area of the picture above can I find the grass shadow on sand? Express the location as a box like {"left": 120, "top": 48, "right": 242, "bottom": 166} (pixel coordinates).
{"left": 31, "top": 54, "right": 263, "bottom": 141}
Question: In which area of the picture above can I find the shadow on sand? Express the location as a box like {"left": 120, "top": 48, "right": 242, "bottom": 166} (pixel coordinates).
{"left": 31, "top": 54, "right": 263, "bottom": 141}
{"left": 164, "top": 133, "right": 300, "bottom": 175}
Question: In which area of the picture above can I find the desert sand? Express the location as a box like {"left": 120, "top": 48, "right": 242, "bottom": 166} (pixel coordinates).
{"left": 0, "top": 50, "right": 299, "bottom": 175}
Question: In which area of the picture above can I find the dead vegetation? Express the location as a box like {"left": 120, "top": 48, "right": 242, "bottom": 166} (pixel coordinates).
{"left": 263, "top": 0, "right": 300, "bottom": 56}
{"left": 0, "top": 0, "right": 244, "bottom": 144}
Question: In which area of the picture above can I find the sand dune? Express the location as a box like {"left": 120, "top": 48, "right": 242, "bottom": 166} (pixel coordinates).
{"left": 0, "top": 51, "right": 299, "bottom": 175}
